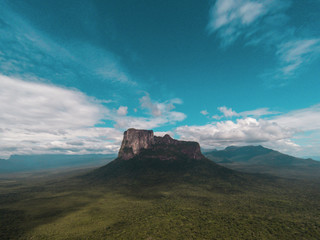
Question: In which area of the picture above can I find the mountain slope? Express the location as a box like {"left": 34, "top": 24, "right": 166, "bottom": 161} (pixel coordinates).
{"left": 84, "top": 129, "right": 275, "bottom": 191}
{"left": 205, "top": 146, "right": 320, "bottom": 179}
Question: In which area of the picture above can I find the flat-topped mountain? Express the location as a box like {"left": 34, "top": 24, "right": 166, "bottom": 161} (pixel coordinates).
{"left": 118, "top": 128, "right": 203, "bottom": 161}
{"left": 86, "top": 129, "right": 242, "bottom": 185}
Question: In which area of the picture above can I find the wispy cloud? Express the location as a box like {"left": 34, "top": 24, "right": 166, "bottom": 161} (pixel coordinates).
{"left": 275, "top": 39, "right": 320, "bottom": 78}
{"left": 207, "top": 0, "right": 287, "bottom": 45}
{"left": 273, "top": 104, "right": 320, "bottom": 132}
{"left": 211, "top": 107, "right": 278, "bottom": 120}
{"left": 0, "top": 2, "right": 134, "bottom": 88}
{"left": 240, "top": 108, "right": 279, "bottom": 117}
{"left": 208, "top": 0, "right": 320, "bottom": 83}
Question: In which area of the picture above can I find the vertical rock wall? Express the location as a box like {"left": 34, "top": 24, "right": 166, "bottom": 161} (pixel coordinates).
{"left": 118, "top": 129, "right": 154, "bottom": 160}
{"left": 118, "top": 128, "right": 204, "bottom": 160}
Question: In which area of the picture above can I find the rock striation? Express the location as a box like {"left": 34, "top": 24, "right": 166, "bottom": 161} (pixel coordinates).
{"left": 118, "top": 129, "right": 154, "bottom": 160}
{"left": 118, "top": 128, "right": 203, "bottom": 160}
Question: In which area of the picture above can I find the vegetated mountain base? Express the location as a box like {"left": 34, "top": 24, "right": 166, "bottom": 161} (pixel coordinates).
{"left": 1, "top": 164, "right": 320, "bottom": 240}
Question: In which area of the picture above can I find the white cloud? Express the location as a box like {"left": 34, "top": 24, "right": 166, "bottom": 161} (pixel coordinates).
{"left": 0, "top": 75, "right": 123, "bottom": 158}
{"left": 0, "top": 75, "right": 106, "bottom": 130}
{"left": 117, "top": 106, "right": 128, "bottom": 116}
{"left": 1, "top": 127, "right": 123, "bottom": 158}
{"left": 212, "top": 106, "right": 276, "bottom": 120}
{"left": 176, "top": 104, "right": 320, "bottom": 157}
{"left": 113, "top": 94, "right": 186, "bottom": 130}
{"left": 154, "top": 131, "right": 174, "bottom": 137}
{"left": 0, "top": 75, "right": 186, "bottom": 158}
{"left": 212, "top": 115, "right": 222, "bottom": 120}
{"left": 176, "top": 117, "right": 294, "bottom": 149}
{"left": 200, "top": 110, "right": 209, "bottom": 115}
{"left": 273, "top": 104, "right": 320, "bottom": 132}
{"left": 218, "top": 106, "right": 238, "bottom": 117}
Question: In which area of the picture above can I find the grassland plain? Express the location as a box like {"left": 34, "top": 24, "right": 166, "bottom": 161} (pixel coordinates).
{"left": 1, "top": 166, "right": 320, "bottom": 240}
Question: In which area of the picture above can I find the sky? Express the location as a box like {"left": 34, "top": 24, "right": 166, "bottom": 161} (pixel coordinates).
{"left": 1, "top": 0, "right": 320, "bottom": 159}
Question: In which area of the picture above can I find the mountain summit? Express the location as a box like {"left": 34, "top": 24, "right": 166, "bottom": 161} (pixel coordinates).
{"left": 118, "top": 128, "right": 203, "bottom": 161}
{"left": 87, "top": 129, "right": 237, "bottom": 185}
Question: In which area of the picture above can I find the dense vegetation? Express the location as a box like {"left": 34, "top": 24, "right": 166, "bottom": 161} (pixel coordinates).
{"left": 1, "top": 157, "right": 320, "bottom": 239}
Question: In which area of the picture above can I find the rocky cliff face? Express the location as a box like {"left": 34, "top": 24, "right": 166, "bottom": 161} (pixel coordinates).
{"left": 118, "top": 129, "right": 203, "bottom": 160}
{"left": 118, "top": 129, "right": 155, "bottom": 160}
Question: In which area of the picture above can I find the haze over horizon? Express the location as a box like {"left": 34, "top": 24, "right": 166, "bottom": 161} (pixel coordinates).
{"left": 1, "top": 0, "right": 320, "bottom": 159}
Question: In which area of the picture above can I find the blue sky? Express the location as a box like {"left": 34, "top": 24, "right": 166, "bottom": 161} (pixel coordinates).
{"left": 1, "top": 0, "right": 320, "bottom": 158}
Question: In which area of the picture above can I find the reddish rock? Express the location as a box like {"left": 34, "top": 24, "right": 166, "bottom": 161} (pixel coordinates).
{"left": 118, "top": 128, "right": 154, "bottom": 160}
{"left": 118, "top": 129, "right": 204, "bottom": 160}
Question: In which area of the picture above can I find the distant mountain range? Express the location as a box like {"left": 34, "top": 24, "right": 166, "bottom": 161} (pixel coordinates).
{"left": 205, "top": 145, "right": 320, "bottom": 179}
{"left": 0, "top": 154, "right": 115, "bottom": 173}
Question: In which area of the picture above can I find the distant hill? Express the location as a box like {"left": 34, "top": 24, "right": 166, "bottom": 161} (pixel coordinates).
{"left": 0, "top": 154, "right": 115, "bottom": 173}
{"left": 307, "top": 156, "right": 320, "bottom": 161}
{"left": 205, "top": 146, "right": 320, "bottom": 179}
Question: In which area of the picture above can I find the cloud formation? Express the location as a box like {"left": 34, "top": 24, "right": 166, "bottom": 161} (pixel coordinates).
{"left": 177, "top": 104, "right": 320, "bottom": 156}
{"left": 0, "top": 75, "right": 123, "bottom": 158}
{"left": 176, "top": 117, "right": 294, "bottom": 148}
{"left": 0, "top": 75, "right": 106, "bottom": 129}
{"left": 114, "top": 94, "right": 186, "bottom": 129}
{"left": 200, "top": 110, "right": 209, "bottom": 116}
{"left": 273, "top": 104, "right": 320, "bottom": 132}
{"left": 0, "top": 75, "right": 186, "bottom": 158}
{"left": 117, "top": 106, "right": 128, "bottom": 116}
{"left": 218, "top": 106, "right": 238, "bottom": 118}
{"left": 276, "top": 39, "right": 320, "bottom": 78}
{"left": 211, "top": 106, "right": 277, "bottom": 120}
{"left": 208, "top": 0, "right": 320, "bottom": 82}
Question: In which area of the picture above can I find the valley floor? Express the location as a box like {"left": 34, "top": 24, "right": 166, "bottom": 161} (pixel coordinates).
{"left": 1, "top": 169, "right": 320, "bottom": 240}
